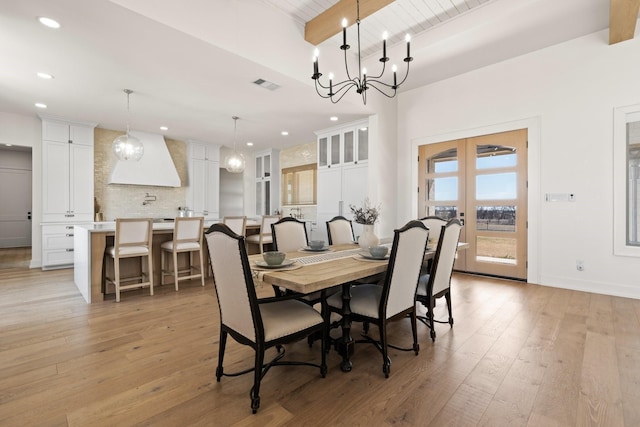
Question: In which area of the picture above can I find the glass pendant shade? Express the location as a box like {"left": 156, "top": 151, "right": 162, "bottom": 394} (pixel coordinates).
{"left": 112, "top": 133, "right": 144, "bottom": 161}
{"left": 225, "top": 116, "right": 245, "bottom": 173}
{"left": 113, "top": 89, "right": 143, "bottom": 161}
{"left": 224, "top": 152, "right": 245, "bottom": 173}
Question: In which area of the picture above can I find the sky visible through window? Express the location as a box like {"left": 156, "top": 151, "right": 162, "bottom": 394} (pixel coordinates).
{"left": 433, "top": 153, "right": 517, "bottom": 201}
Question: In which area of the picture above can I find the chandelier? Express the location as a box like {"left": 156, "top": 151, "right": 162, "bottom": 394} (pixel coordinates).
{"left": 112, "top": 89, "right": 144, "bottom": 161}
{"left": 224, "top": 116, "right": 245, "bottom": 173}
{"left": 311, "top": 0, "right": 412, "bottom": 104}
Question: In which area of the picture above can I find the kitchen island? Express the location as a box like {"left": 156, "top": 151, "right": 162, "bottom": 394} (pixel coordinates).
{"left": 73, "top": 220, "right": 221, "bottom": 303}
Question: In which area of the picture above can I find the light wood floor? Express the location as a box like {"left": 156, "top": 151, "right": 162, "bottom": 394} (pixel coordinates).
{"left": 1, "top": 267, "right": 639, "bottom": 427}
{"left": 0, "top": 247, "right": 31, "bottom": 268}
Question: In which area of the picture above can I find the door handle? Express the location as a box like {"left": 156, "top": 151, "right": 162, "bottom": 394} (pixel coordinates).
{"left": 27, "top": 211, "right": 31, "bottom": 220}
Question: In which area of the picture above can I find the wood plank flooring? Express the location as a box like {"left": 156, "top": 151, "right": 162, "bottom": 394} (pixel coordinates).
{"left": 1, "top": 266, "right": 639, "bottom": 426}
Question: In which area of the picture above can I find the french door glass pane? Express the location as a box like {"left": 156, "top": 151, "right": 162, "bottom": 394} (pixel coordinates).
{"left": 265, "top": 181, "right": 271, "bottom": 215}
{"left": 428, "top": 177, "right": 458, "bottom": 201}
{"left": 476, "top": 236, "right": 517, "bottom": 264}
{"left": 476, "top": 145, "right": 517, "bottom": 169}
{"left": 476, "top": 172, "right": 516, "bottom": 200}
{"left": 476, "top": 206, "right": 516, "bottom": 232}
{"left": 264, "top": 155, "right": 271, "bottom": 177}
{"left": 428, "top": 148, "right": 457, "bottom": 173}
{"left": 427, "top": 206, "right": 458, "bottom": 219}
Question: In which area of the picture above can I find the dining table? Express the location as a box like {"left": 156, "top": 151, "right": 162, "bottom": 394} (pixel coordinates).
{"left": 248, "top": 242, "right": 466, "bottom": 372}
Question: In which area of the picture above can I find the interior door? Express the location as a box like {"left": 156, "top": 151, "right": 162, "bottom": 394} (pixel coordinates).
{"left": 419, "top": 129, "right": 528, "bottom": 280}
{"left": 0, "top": 169, "right": 32, "bottom": 248}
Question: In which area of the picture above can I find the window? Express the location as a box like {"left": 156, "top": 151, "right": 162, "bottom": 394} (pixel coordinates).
{"left": 614, "top": 105, "right": 640, "bottom": 256}
{"left": 281, "top": 164, "right": 317, "bottom": 206}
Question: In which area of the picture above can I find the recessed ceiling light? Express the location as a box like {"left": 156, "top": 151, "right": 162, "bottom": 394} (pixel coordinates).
{"left": 246, "top": 142, "right": 254, "bottom": 146}
{"left": 5, "top": 144, "right": 13, "bottom": 147}
{"left": 281, "top": 131, "right": 289, "bottom": 136}
{"left": 160, "top": 126, "right": 168, "bottom": 131}
{"left": 35, "top": 103, "right": 47, "bottom": 109}
{"left": 330, "top": 116, "right": 338, "bottom": 121}
{"left": 37, "top": 72, "right": 54, "bottom": 80}
{"left": 360, "top": 127, "right": 368, "bottom": 131}
{"left": 38, "top": 17, "right": 61, "bottom": 29}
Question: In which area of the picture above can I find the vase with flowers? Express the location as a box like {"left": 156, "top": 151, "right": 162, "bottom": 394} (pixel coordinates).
{"left": 350, "top": 198, "right": 381, "bottom": 249}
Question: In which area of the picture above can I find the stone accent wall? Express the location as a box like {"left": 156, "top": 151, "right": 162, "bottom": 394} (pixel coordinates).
{"left": 94, "top": 128, "right": 188, "bottom": 221}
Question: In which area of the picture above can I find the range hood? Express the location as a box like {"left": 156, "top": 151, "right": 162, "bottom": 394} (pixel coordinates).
{"left": 108, "top": 131, "right": 181, "bottom": 187}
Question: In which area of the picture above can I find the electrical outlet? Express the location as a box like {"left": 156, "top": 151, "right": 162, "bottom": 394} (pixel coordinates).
{"left": 576, "top": 260, "right": 584, "bottom": 271}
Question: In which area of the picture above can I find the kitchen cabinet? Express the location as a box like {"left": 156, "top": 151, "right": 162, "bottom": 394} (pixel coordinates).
{"left": 41, "top": 118, "right": 96, "bottom": 269}
{"left": 255, "top": 149, "right": 280, "bottom": 216}
{"left": 316, "top": 120, "right": 369, "bottom": 243}
{"left": 187, "top": 141, "right": 220, "bottom": 219}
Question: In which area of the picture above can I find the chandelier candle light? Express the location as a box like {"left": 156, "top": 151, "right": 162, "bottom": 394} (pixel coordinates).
{"left": 311, "top": 0, "right": 412, "bottom": 104}
{"left": 224, "top": 116, "right": 245, "bottom": 173}
{"left": 112, "top": 89, "right": 144, "bottom": 161}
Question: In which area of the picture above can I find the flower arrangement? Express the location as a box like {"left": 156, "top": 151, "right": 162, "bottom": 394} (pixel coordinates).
{"left": 350, "top": 198, "right": 381, "bottom": 225}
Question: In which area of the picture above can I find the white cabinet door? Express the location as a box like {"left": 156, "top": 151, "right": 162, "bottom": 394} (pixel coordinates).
{"left": 70, "top": 143, "right": 94, "bottom": 221}
{"left": 43, "top": 121, "right": 69, "bottom": 143}
{"left": 205, "top": 160, "right": 220, "bottom": 217}
{"left": 70, "top": 125, "right": 94, "bottom": 146}
{"left": 42, "top": 140, "right": 71, "bottom": 222}
{"left": 190, "top": 157, "right": 206, "bottom": 214}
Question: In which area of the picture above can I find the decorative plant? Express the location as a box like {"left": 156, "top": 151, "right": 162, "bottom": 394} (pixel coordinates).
{"left": 350, "top": 198, "right": 381, "bottom": 225}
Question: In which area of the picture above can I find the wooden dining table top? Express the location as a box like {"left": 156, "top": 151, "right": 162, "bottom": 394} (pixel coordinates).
{"left": 248, "top": 243, "right": 461, "bottom": 295}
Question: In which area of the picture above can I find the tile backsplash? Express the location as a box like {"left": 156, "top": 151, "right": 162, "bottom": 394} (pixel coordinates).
{"left": 94, "top": 128, "right": 188, "bottom": 221}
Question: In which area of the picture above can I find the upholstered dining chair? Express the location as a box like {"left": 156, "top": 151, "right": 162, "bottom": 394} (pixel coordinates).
{"left": 419, "top": 215, "right": 448, "bottom": 272}
{"left": 271, "top": 216, "right": 309, "bottom": 252}
{"left": 326, "top": 215, "right": 355, "bottom": 245}
{"left": 327, "top": 220, "right": 429, "bottom": 378}
{"left": 205, "top": 223, "right": 327, "bottom": 414}
{"left": 245, "top": 214, "right": 280, "bottom": 253}
{"left": 416, "top": 219, "right": 462, "bottom": 342}
{"left": 104, "top": 218, "right": 154, "bottom": 302}
{"left": 160, "top": 216, "right": 205, "bottom": 291}
{"left": 222, "top": 215, "right": 247, "bottom": 236}
{"left": 419, "top": 216, "right": 447, "bottom": 246}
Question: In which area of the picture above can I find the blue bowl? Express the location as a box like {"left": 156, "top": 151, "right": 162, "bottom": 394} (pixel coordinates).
{"left": 368, "top": 245, "right": 388, "bottom": 259}
{"left": 263, "top": 251, "right": 286, "bottom": 266}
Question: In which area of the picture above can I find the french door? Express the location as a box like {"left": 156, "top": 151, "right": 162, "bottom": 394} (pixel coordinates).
{"left": 418, "top": 129, "right": 528, "bottom": 280}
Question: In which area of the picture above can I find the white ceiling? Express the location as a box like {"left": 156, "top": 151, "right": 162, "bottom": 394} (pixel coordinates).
{"left": 0, "top": 0, "right": 610, "bottom": 153}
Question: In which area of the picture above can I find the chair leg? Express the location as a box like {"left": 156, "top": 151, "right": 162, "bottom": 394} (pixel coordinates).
{"left": 172, "top": 250, "right": 179, "bottom": 291}
{"left": 147, "top": 253, "right": 154, "bottom": 296}
{"left": 216, "top": 330, "right": 227, "bottom": 381}
{"left": 114, "top": 256, "right": 121, "bottom": 303}
{"left": 410, "top": 311, "right": 420, "bottom": 355}
{"left": 380, "top": 321, "right": 390, "bottom": 378}
{"left": 428, "top": 298, "right": 436, "bottom": 342}
{"left": 160, "top": 250, "right": 166, "bottom": 286}
{"left": 198, "top": 248, "right": 205, "bottom": 287}
{"left": 445, "top": 291, "right": 453, "bottom": 326}
{"left": 251, "top": 347, "right": 264, "bottom": 413}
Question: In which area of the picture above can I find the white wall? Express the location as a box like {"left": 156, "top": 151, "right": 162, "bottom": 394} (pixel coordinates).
{"left": 397, "top": 28, "right": 640, "bottom": 298}
{"left": 0, "top": 112, "right": 42, "bottom": 267}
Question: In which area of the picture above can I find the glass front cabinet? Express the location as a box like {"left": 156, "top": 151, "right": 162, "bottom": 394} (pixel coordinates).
{"left": 255, "top": 149, "right": 280, "bottom": 216}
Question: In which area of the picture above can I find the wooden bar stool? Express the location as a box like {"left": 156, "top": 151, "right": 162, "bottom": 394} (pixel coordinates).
{"left": 160, "top": 216, "right": 205, "bottom": 290}
{"left": 104, "top": 218, "right": 154, "bottom": 302}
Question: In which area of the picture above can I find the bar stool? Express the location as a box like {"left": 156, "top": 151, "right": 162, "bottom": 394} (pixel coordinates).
{"left": 223, "top": 215, "right": 247, "bottom": 236}
{"left": 245, "top": 215, "right": 281, "bottom": 253}
{"left": 160, "top": 216, "right": 205, "bottom": 290}
{"left": 104, "top": 218, "right": 154, "bottom": 302}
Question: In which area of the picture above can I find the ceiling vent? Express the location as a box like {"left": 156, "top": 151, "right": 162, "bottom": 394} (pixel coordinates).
{"left": 253, "top": 78, "right": 280, "bottom": 91}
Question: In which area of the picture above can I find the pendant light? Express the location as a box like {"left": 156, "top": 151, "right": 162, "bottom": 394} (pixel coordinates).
{"left": 112, "top": 89, "right": 144, "bottom": 161}
{"left": 224, "top": 116, "right": 245, "bottom": 173}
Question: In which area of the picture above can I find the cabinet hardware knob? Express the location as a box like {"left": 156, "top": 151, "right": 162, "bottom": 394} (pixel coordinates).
{"left": 66, "top": 248, "right": 74, "bottom": 252}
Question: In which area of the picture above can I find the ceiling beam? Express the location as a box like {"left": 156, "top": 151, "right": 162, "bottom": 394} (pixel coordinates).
{"left": 609, "top": 0, "right": 640, "bottom": 44}
{"left": 305, "top": 0, "right": 395, "bottom": 46}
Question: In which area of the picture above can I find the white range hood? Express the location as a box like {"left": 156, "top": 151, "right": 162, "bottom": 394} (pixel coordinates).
{"left": 108, "top": 131, "right": 181, "bottom": 187}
